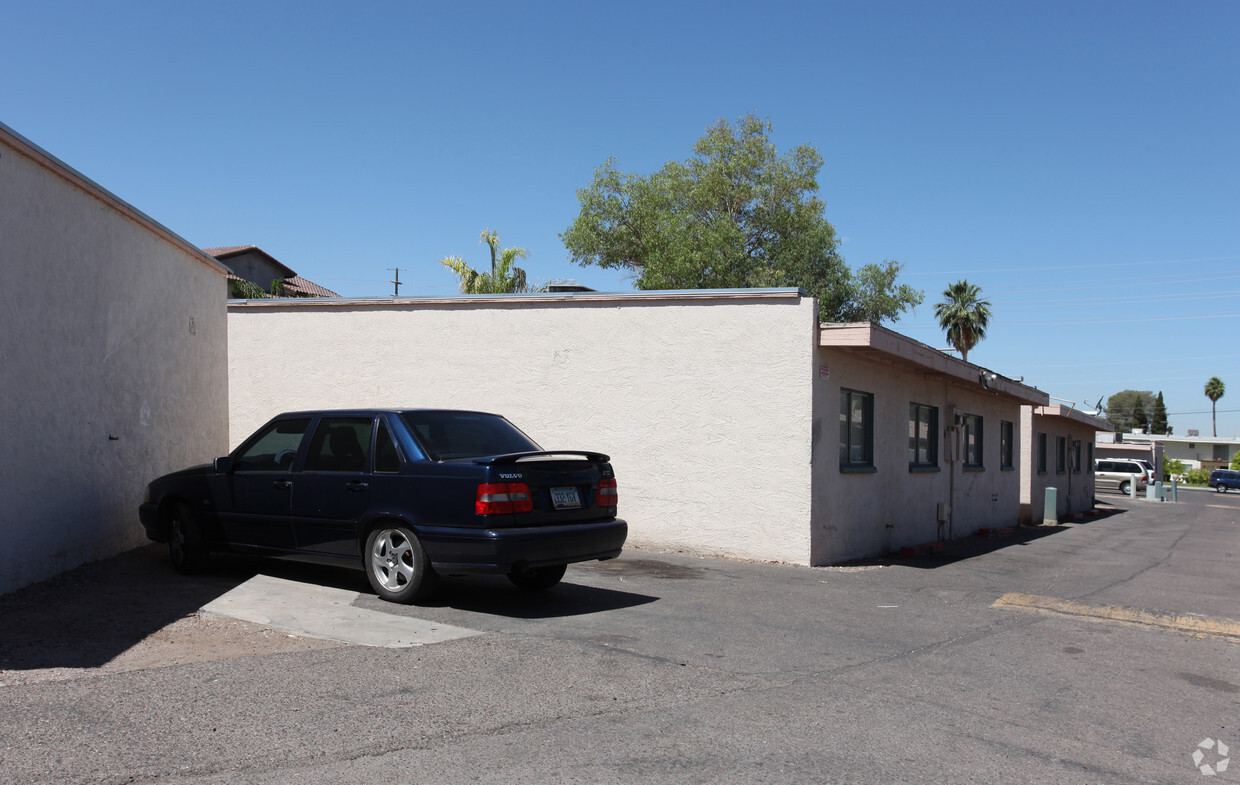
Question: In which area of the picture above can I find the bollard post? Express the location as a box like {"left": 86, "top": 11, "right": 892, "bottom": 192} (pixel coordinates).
{"left": 1130, "top": 475, "right": 1138, "bottom": 499}
{"left": 1042, "top": 487, "right": 1059, "bottom": 525}
{"left": 1170, "top": 481, "right": 1178, "bottom": 503}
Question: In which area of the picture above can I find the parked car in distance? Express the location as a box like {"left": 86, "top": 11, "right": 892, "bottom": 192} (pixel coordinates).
{"left": 1094, "top": 459, "right": 1150, "bottom": 495}
{"left": 140, "top": 409, "right": 627, "bottom": 603}
{"left": 1133, "top": 459, "right": 1158, "bottom": 482}
{"left": 1209, "top": 469, "right": 1240, "bottom": 493}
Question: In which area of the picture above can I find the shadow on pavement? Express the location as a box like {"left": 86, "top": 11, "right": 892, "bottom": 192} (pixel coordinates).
{"left": 359, "top": 571, "right": 660, "bottom": 620}
{"left": 0, "top": 544, "right": 260, "bottom": 672}
{"left": 844, "top": 505, "right": 1130, "bottom": 570}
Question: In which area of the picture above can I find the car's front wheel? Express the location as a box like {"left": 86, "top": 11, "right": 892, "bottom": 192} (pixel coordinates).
{"left": 168, "top": 502, "right": 208, "bottom": 574}
{"left": 1218, "top": 484, "right": 1228, "bottom": 493}
{"left": 365, "top": 525, "right": 436, "bottom": 603}
{"left": 507, "top": 563, "right": 567, "bottom": 591}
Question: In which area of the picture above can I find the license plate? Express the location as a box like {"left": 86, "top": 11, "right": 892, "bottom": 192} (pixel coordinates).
{"left": 550, "top": 486, "right": 581, "bottom": 510}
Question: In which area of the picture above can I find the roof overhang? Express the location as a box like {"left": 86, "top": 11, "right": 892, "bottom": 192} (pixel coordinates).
{"left": 819, "top": 322, "right": 1050, "bottom": 407}
{"left": 1033, "top": 404, "right": 1115, "bottom": 432}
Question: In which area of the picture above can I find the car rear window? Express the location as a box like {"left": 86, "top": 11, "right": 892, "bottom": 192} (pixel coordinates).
{"left": 401, "top": 411, "right": 540, "bottom": 460}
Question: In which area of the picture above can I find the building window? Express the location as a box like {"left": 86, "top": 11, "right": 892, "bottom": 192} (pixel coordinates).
{"left": 1000, "top": 420, "right": 1014, "bottom": 470}
{"left": 1087, "top": 442, "right": 1094, "bottom": 471}
{"left": 909, "top": 403, "right": 939, "bottom": 470}
{"left": 1073, "top": 440, "right": 1082, "bottom": 473}
{"left": 1037, "top": 432, "right": 1048, "bottom": 474}
{"left": 839, "top": 389, "right": 874, "bottom": 471}
{"left": 1055, "top": 436, "right": 1067, "bottom": 474}
{"left": 963, "top": 414, "right": 983, "bottom": 469}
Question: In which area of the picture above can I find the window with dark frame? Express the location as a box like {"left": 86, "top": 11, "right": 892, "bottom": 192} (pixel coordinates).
{"left": 1073, "top": 440, "right": 1082, "bottom": 473}
{"left": 963, "top": 414, "right": 983, "bottom": 469}
{"left": 1037, "top": 432, "right": 1048, "bottom": 474}
{"left": 1000, "top": 420, "right": 1014, "bottom": 470}
{"left": 908, "top": 403, "right": 938, "bottom": 470}
{"left": 1055, "top": 436, "right": 1067, "bottom": 474}
{"left": 839, "top": 389, "right": 874, "bottom": 470}
{"left": 1087, "top": 442, "right": 1094, "bottom": 471}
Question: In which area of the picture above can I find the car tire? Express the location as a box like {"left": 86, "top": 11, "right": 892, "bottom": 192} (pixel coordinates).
{"left": 507, "top": 563, "right": 567, "bottom": 591}
{"left": 1119, "top": 480, "right": 1131, "bottom": 495}
{"left": 365, "top": 525, "right": 437, "bottom": 604}
{"left": 1218, "top": 485, "right": 1228, "bottom": 493}
{"left": 168, "top": 502, "right": 208, "bottom": 574}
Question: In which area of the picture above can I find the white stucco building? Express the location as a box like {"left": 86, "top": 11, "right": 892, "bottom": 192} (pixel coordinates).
{"left": 0, "top": 122, "right": 230, "bottom": 594}
{"left": 1021, "top": 405, "right": 1113, "bottom": 524}
{"left": 1105, "top": 432, "right": 1239, "bottom": 472}
{"left": 227, "top": 291, "right": 1066, "bottom": 565}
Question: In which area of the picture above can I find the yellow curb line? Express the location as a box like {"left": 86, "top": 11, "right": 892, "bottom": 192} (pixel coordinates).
{"left": 993, "top": 593, "right": 1240, "bottom": 639}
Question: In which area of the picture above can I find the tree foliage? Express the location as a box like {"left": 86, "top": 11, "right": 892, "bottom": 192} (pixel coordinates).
{"left": 1149, "top": 391, "right": 1170, "bottom": 435}
{"left": 1204, "top": 376, "right": 1226, "bottom": 437}
{"left": 559, "top": 115, "right": 922, "bottom": 323}
{"left": 1104, "top": 390, "right": 1157, "bottom": 433}
{"left": 933, "top": 280, "right": 991, "bottom": 363}
{"left": 440, "top": 230, "right": 535, "bottom": 294}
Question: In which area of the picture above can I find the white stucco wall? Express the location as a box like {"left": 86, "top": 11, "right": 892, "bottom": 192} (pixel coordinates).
{"left": 0, "top": 126, "right": 229, "bottom": 594}
{"left": 227, "top": 291, "right": 818, "bottom": 564}
{"left": 810, "top": 345, "right": 1029, "bottom": 563}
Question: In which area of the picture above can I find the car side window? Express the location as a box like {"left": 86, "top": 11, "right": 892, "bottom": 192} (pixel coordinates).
{"left": 374, "top": 420, "right": 402, "bottom": 473}
{"left": 304, "top": 417, "right": 373, "bottom": 473}
{"left": 234, "top": 418, "right": 311, "bottom": 472}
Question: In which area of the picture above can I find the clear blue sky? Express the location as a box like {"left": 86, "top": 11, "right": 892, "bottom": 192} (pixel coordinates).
{"left": 4, "top": 1, "right": 1237, "bottom": 437}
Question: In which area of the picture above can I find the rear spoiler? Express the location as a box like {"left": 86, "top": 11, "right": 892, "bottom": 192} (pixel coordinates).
{"left": 474, "top": 450, "right": 610, "bottom": 465}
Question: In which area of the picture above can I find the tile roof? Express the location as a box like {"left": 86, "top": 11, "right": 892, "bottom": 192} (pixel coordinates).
{"left": 205, "top": 245, "right": 340, "bottom": 298}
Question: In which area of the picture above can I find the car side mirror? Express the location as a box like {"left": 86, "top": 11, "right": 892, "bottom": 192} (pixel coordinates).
{"left": 214, "top": 456, "right": 233, "bottom": 473}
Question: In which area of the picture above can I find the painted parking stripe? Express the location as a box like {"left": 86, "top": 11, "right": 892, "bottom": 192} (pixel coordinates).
{"left": 202, "top": 574, "right": 481, "bottom": 648}
{"left": 993, "top": 593, "right": 1240, "bottom": 639}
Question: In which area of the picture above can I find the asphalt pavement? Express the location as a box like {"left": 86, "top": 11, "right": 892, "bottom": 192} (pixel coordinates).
{"left": 1, "top": 491, "right": 1238, "bottom": 784}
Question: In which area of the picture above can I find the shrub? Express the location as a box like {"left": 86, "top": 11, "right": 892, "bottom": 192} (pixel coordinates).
{"left": 1184, "top": 468, "right": 1210, "bottom": 486}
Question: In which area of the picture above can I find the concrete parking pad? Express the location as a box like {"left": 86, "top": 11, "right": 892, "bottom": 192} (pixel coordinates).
{"left": 201, "top": 574, "right": 481, "bottom": 648}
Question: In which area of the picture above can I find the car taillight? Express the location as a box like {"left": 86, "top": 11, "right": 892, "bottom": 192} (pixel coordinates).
{"left": 476, "top": 483, "right": 533, "bottom": 515}
{"left": 597, "top": 478, "right": 618, "bottom": 506}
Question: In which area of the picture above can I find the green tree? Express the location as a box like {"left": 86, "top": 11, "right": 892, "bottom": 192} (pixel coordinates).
{"left": 1104, "top": 390, "right": 1156, "bottom": 432}
{"left": 933, "top": 280, "right": 991, "bottom": 363}
{"left": 440, "top": 230, "right": 533, "bottom": 294}
{"left": 1149, "top": 391, "right": 1170, "bottom": 435}
{"left": 1204, "top": 376, "right": 1226, "bottom": 437}
{"left": 1132, "top": 397, "right": 1148, "bottom": 431}
{"left": 560, "top": 115, "right": 922, "bottom": 323}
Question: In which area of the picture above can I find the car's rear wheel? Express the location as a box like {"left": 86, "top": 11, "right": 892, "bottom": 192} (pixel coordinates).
{"left": 168, "top": 502, "right": 208, "bottom": 574}
{"left": 1218, "top": 484, "right": 1228, "bottom": 493}
{"left": 365, "top": 525, "right": 436, "bottom": 603}
{"left": 507, "top": 563, "right": 567, "bottom": 591}
{"left": 1119, "top": 480, "right": 1132, "bottom": 495}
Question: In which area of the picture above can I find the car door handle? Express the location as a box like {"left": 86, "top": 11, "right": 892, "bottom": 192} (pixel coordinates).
{"left": 272, "top": 480, "right": 293, "bottom": 489}
{"left": 346, "top": 481, "right": 369, "bottom": 492}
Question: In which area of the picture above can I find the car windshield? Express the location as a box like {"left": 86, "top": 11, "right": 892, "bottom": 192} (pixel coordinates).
{"left": 401, "top": 411, "right": 540, "bottom": 460}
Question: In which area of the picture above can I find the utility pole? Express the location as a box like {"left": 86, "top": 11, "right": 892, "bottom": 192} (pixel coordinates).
{"left": 388, "top": 268, "right": 407, "bottom": 297}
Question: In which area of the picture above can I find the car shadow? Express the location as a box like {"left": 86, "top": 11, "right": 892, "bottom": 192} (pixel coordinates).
{"left": 0, "top": 544, "right": 262, "bottom": 673}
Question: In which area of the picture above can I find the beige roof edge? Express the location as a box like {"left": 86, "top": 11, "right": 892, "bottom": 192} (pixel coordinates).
{"left": 1034, "top": 404, "right": 1115, "bottom": 432}
{"left": 227, "top": 287, "right": 806, "bottom": 307}
{"left": 820, "top": 321, "right": 1051, "bottom": 406}
{"left": 0, "top": 121, "right": 228, "bottom": 278}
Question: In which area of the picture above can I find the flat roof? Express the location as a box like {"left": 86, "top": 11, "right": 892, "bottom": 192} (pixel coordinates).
{"left": 227, "top": 287, "right": 807, "bottom": 307}
{"left": 1034, "top": 404, "right": 1114, "bottom": 432}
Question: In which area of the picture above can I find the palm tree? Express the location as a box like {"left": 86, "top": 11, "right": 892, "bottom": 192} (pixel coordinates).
{"left": 440, "top": 230, "right": 532, "bottom": 294}
{"left": 934, "top": 280, "right": 991, "bottom": 363}
{"left": 1204, "top": 376, "right": 1226, "bottom": 437}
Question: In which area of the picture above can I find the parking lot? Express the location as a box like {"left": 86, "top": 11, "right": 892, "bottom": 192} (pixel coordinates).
{"left": 2, "top": 491, "right": 1238, "bottom": 784}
